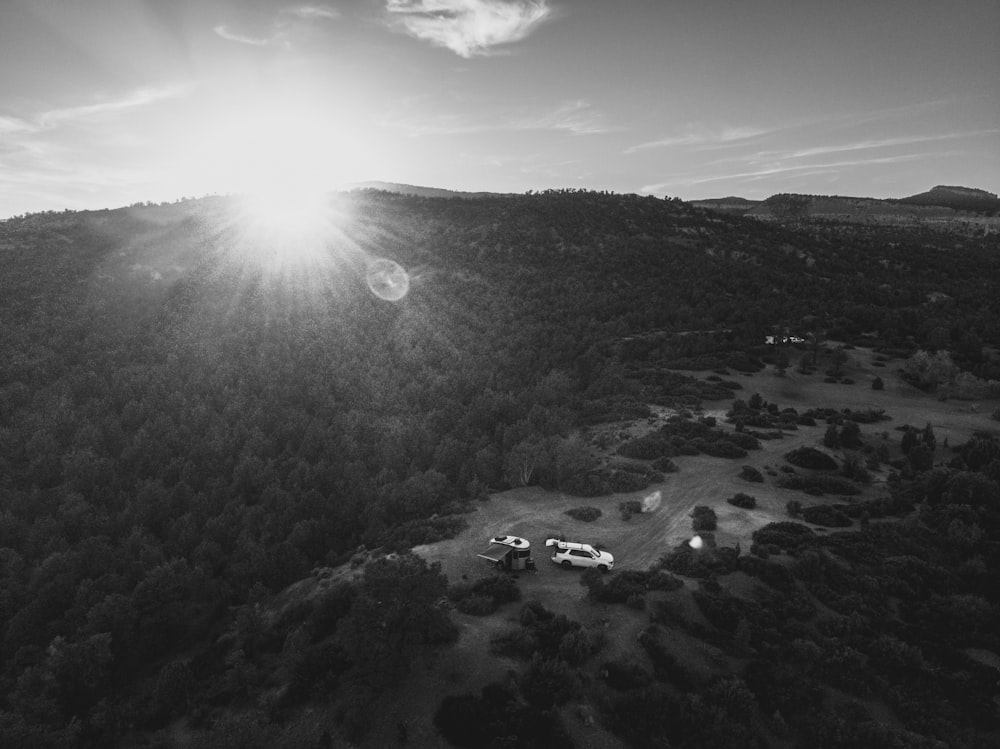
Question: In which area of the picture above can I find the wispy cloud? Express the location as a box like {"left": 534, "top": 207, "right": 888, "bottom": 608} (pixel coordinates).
{"left": 284, "top": 5, "right": 340, "bottom": 21}
{"left": 512, "top": 100, "right": 617, "bottom": 135}
{"left": 385, "top": 0, "right": 553, "bottom": 58}
{"left": 214, "top": 4, "right": 340, "bottom": 47}
{"left": 37, "top": 85, "right": 190, "bottom": 128}
{"left": 640, "top": 153, "right": 934, "bottom": 194}
{"left": 213, "top": 24, "right": 278, "bottom": 47}
{"left": 748, "top": 130, "right": 999, "bottom": 162}
{"left": 0, "top": 115, "right": 33, "bottom": 135}
{"left": 624, "top": 126, "right": 772, "bottom": 154}
{"left": 383, "top": 99, "right": 615, "bottom": 136}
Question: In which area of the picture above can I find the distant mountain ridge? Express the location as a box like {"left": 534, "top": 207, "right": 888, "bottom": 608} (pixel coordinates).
{"left": 691, "top": 185, "right": 1000, "bottom": 232}
{"left": 898, "top": 185, "right": 1000, "bottom": 212}
{"left": 343, "top": 181, "right": 510, "bottom": 199}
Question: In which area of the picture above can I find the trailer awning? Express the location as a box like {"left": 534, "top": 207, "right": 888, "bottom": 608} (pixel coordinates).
{"left": 477, "top": 543, "right": 513, "bottom": 563}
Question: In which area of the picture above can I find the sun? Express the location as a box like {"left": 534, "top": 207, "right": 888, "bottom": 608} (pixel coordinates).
{"left": 176, "top": 91, "right": 372, "bottom": 269}
{"left": 215, "top": 108, "right": 359, "bottom": 269}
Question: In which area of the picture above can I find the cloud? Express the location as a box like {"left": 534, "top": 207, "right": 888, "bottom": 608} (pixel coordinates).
{"left": 752, "top": 130, "right": 1000, "bottom": 161}
{"left": 37, "top": 85, "right": 191, "bottom": 129}
{"left": 640, "top": 153, "right": 933, "bottom": 193}
{"left": 284, "top": 5, "right": 341, "bottom": 21}
{"left": 213, "top": 24, "right": 280, "bottom": 47}
{"left": 513, "top": 100, "right": 617, "bottom": 135}
{"left": 624, "top": 126, "right": 771, "bottom": 155}
{"left": 213, "top": 5, "right": 340, "bottom": 47}
{"left": 386, "top": 0, "right": 553, "bottom": 57}
{"left": 383, "top": 99, "right": 614, "bottom": 136}
{"left": 0, "top": 115, "right": 33, "bottom": 135}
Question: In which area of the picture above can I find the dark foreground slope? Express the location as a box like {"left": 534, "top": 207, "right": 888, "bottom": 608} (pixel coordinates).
{"left": 0, "top": 190, "right": 998, "bottom": 747}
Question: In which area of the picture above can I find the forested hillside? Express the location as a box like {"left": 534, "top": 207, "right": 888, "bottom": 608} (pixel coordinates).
{"left": 1, "top": 190, "right": 999, "bottom": 746}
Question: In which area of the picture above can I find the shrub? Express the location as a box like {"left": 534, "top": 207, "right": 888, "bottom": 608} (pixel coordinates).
{"left": 651, "top": 456, "right": 679, "bottom": 473}
{"left": 727, "top": 493, "right": 757, "bottom": 509}
{"left": 739, "top": 465, "right": 764, "bottom": 482}
{"left": 617, "top": 435, "right": 670, "bottom": 460}
{"left": 456, "top": 595, "right": 497, "bottom": 616}
{"left": 785, "top": 447, "right": 838, "bottom": 471}
{"left": 619, "top": 499, "right": 643, "bottom": 521}
{"left": 606, "top": 470, "right": 650, "bottom": 493}
{"left": 656, "top": 538, "right": 740, "bottom": 578}
{"left": 433, "top": 683, "right": 573, "bottom": 749}
{"left": 638, "top": 626, "right": 696, "bottom": 689}
{"left": 449, "top": 573, "right": 520, "bottom": 616}
{"left": 801, "top": 504, "right": 852, "bottom": 527}
{"left": 583, "top": 569, "right": 684, "bottom": 604}
{"left": 601, "top": 659, "right": 653, "bottom": 691}
{"left": 691, "top": 505, "right": 717, "bottom": 531}
{"left": 751, "top": 522, "right": 817, "bottom": 553}
{"left": 778, "top": 474, "right": 861, "bottom": 496}
{"left": 565, "top": 506, "right": 602, "bottom": 522}
{"left": 380, "top": 515, "right": 469, "bottom": 552}
{"left": 872, "top": 376, "right": 884, "bottom": 390}
{"left": 699, "top": 440, "right": 748, "bottom": 459}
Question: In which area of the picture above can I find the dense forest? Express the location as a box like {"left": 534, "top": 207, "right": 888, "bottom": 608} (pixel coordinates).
{"left": 1, "top": 190, "right": 998, "bottom": 747}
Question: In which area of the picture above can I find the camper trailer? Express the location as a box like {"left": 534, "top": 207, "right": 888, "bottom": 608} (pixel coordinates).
{"left": 477, "top": 535, "right": 535, "bottom": 572}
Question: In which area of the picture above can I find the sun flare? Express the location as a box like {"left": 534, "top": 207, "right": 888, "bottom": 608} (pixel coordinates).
{"left": 181, "top": 93, "right": 369, "bottom": 271}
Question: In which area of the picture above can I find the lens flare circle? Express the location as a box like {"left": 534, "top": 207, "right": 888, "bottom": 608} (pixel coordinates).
{"left": 641, "top": 490, "right": 662, "bottom": 513}
{"left": 366, "top": 258, "right": 410, "bottom": 301}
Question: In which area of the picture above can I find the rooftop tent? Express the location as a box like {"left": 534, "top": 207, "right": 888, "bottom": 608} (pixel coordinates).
{"left": 477, "top": 543, "right": 514, "bottom": 563}
{"left": 477, "top": 535, "right": 534, "bottom": 570}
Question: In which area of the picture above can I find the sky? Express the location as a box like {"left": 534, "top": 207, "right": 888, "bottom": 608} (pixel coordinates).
{"left": 1, "top": 0, "right": 998, "bottom": 217}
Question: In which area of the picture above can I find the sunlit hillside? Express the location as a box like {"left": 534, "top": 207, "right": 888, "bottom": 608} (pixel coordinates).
{"left": 1, "top": 189, "right": 999, "bottom": 748}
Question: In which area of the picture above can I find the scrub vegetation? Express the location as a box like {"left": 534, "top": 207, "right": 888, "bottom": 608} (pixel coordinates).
{"left": 1, "top": 190, "right": 999, "bottom": 747}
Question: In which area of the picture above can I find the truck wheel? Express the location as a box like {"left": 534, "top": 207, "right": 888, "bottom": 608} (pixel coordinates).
{"left": 561, "top": 560, "right": 572, "bottom": 568}
{"left": 598, "top": 564, "right": 609, "bottom": 573}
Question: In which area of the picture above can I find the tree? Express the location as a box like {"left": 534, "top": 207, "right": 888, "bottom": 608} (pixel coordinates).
{"left": 504, "top": 438, "right": 541, "bottom": 487}
{"left": 921, "top": 423, "right": 936, "bottom": 451}
{"left": 823, "top": 424, "right": 841, "bottom": 449}
{"left": 338, "top": 554, "right": 457, "bottom": 688}
{"left": 774, "top": 349, "right": 790, "bottom": 377}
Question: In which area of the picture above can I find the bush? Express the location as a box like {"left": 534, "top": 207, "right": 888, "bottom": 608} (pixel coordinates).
{"left": 619, "top": 499, "right": 643, "bottom": 521}
{"left": 565, "top": 506, "right": 602, "bottom": 522}
{"left": 785, "top": 447, "right": 838, "bottom": 471}
{"left": 601, "top": 659, "right": 653, "bottom": 690}
{"left": 778, "top": 474, "right": 861, "bottom": 496}
{"left": 449, "top": 573, "right": 520, "bottom": 616}
{"left": 739, "top": 465, "right": 764, "bottom": 482}
{"left": 751, "top": 522, "right": 817, "bottom": 553}
{"left": 434, "top": 683, "right": 573, "bottom": 749}
{"left": 651, "top": 456, "right": 679, "bottom": 473}
{"left": 456, "top": 595, "right": 497, "bottom": 616}
{"left": 801, "top": 504, "right": 852, "bottom": 527}
{"left": 727, "top": 493, "right": 757, "bottom": 509}
{"left": 583, "top": 568, "right": 684, "bottom": 604}
{"left": 691, "top": 505, "right": 718, "bottom": 531}
{"left": 618, "top": 435, "right": 670, "bottom": 460}
{"left": 656, "top": 537, "right": 740, "bottom": 578}
{"left": 700, "top": 440, "right": 749, "bottom": 459}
